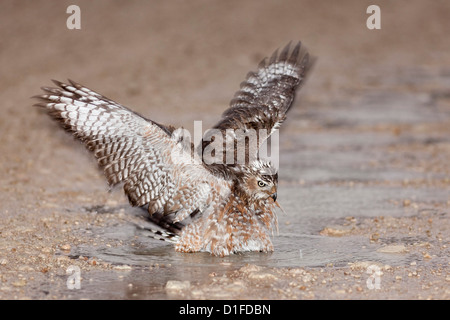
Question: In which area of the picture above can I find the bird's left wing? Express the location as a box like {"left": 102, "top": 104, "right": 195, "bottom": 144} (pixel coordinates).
{"left": 202, "top": 42, "right": 311, "bottom": 169}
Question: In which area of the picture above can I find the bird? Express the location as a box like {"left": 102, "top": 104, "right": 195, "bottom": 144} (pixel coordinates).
{"left": 34, "top": 41, "right": 311, "bottom": 257}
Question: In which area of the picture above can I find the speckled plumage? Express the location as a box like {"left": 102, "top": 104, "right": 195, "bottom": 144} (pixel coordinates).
{"left": 34, "top": 42, "right": 311, "bottom": 256}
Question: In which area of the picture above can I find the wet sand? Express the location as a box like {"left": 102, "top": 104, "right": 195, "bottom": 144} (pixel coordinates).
{"left": 0, "top": 0, "right": 449, "bottom": 299}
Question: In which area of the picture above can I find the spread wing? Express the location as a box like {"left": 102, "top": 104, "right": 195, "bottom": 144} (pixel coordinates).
{"left": 201, "top": 41, "right": 311, "bottom": 170}
{"left": 34, "top": 80, "right": 219, "bottom": 221}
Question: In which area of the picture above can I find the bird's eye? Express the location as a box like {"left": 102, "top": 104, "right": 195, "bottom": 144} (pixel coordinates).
{"left": 258, "top": 181, "right": 267, "bottom": 187}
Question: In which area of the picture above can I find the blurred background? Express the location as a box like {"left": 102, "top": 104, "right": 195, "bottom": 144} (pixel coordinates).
{"left": 1, "top": 0, "right": 449, "bottom": 201}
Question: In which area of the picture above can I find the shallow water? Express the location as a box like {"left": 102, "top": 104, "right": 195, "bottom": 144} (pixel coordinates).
{"left": 66, "top": 181, "right": 447, "bottom": 299}
{"left": 74, "top": 184, "right": 446, "bottom": 266}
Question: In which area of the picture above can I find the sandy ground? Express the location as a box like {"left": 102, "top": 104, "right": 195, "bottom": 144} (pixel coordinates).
{"left": 0, "top": 0, "right": 449, "bottom": 299}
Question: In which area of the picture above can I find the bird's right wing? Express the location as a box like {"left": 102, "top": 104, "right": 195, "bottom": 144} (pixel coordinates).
{"left": 34, "top": 80, "right": 220, "bottom": 221}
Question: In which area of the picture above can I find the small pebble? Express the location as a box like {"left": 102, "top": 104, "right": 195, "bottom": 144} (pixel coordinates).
{"left": 41, "top": 247, "right": 52, "bottom": 254}
{"left": 60, "top": 244, "right": 71, "bottom": 251}
{"left": 320, "top": 225, "right": 354, "bottom": 237}
{"left": 239, "top": 264, "right": 261, "bottom": 273}
{"left": 376, "top": 244, "right": 407, "bottom": 253}
{"left": 165, "top": 280, "right": 190, "bottom": 291}
{"left": 248, "top": 272, "right": 277, "bottom": 281}
{"left": 113, "top": 265, "right": 132, "bottom": 271}
{"left": 423, "top": 252, "right": 432, "bottom": 259}
{"left": 12, "top": 280, "right": 27, "bottom": 287}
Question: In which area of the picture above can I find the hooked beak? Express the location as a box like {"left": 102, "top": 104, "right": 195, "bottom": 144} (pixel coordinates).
{"left": 270, "top": 192, "right": 277, "bottom": 202}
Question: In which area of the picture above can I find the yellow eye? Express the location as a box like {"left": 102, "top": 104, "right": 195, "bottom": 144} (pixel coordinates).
{"left": 258, "top": 181, "right": 267, "bottom": 187}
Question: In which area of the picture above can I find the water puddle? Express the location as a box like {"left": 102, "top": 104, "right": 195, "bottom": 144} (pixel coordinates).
{"left": 74, "top": 184, "right": 443, "bottom": 270}
{"left": 64, "top": 182, "right": 447, "bottom": 299}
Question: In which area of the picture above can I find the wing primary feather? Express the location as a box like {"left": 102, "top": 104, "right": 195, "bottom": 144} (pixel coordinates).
{"left": 279, "top": 41, "right": 292, "bottom": 62}
{"left": 289, "top": 41, "right": 302, "bottom": 65}
{"left": 268, "top": 48, "right": 279, "bottom": 65}
{"left": 257, "top": 57, "right": 267, "bottom": 69}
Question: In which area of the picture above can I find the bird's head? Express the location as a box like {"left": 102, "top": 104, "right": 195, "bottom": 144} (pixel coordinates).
{"left": 236, "top": 160, "right": 278, "bottom": 203}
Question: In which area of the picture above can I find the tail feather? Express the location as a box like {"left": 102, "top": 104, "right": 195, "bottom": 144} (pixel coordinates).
{"left": 135, "top": 206, "right": 182, "bottom": 244}
{"left": 134, "top": 224, "right": 180, "bottom": 244}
